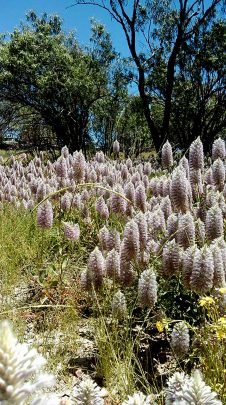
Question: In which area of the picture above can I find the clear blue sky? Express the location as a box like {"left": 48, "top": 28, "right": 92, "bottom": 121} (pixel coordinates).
{"left": 0, "top": 0, "right": 129, "bottom": 55}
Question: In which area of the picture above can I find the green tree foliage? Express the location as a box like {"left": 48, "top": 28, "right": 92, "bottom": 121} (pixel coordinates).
{"left": 116, "top": 95, "right": 150, "bottom": 157}
{"left": 88, "top": 21, "right": 129, "bottom": 153}
{"left": 0, "top": 12, "right": 121, "bottom": 152}
{"left": 71, "top": 0, "right": 225, "bottom": 151}
{"left": 170, "top": 20, "right": 226, "bottom": 150}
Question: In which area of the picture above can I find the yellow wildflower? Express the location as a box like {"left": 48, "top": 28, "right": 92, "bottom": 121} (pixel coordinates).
{"left": 156, "top": 321, "right": 164, "bottom": 333}
{"left": 156, "top": 319, "right": 169, "bottom": 332}
{"left": 216, "top": 329, "right": 226, "bottom": 339}
{"left": 199, "top": 296, "right": 215, "bottom": 307}
{"left": 218, "top": 317, "right": 226, "bottom": 325}
{"left": 219, "top": 287, "right": 226, "bottom": 294}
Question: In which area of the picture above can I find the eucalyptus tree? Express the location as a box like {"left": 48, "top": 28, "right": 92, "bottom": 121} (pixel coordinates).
{"left": 0, "top": 12, "right": 119, "bottom": 152}
{"left": 70, "top": 0, "right": 225, "bottom": 151}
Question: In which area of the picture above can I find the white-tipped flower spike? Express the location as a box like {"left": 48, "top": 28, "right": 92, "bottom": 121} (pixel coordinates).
{"left": 189, "top": 169, "right": 204, "bottom": 198}
{"left": 0, "top": 320, "right": 55, "bottom": 404}
{"left": 124, "top": 182, "right": 135, "bottom": 205}
{"left": 149, "top": 207, "right": 166, "bottom": 237}
{"left": 111, "top": 291, "right": 127, "bottom": 320}
{"left": 135, "top": 213, "right": 147, "bottom": 250}
{"left": 95, "top": 151, "right": 105, "bottom": 164}
{"left": 63, "top": 222, "right": 80, "bottom": 241}
{"left": 205, "top": 168, "right": 214, "bottom": 185}
{"left": 106, "top": 249, "right": 120, "bottom": 280}
{"left": 189, "top": 136, "right": 204, "bottom": 171}
{"left": 113, "top": 139, "right": 120, "bottom": 154}
{"left": 122, "top": 219, "right": 140, "bottom": 261}
{"left": 110, "top": 185, "right": 127, "bottom": 215}
{"left": 177, "top": 212, "right": 195, "bottom": 249}
{"left": 179, "top": 156, "right": 189, "bottom": 179}
{"left": 73, "top": 151, "right": 86, "bottom": 182}
{"left": 99, "top": 225, "right": 110, "bottom": 251}
{"left": 122, "top": 391, "right": 151, "bottom": 405}
{"left": 214, "top": 237, "right": 226, "bottom": 274}
{"left": 161, "top": 239, "right": 181, "bottom": 278}
{"left": 171, "top": 321, "right": 190, "bottom": 358}
{"left": 95, "top": 196, "right": 105, "bottom": 214}
{"left": 121, "top": 164, "right": 129, "bottom": 181}
{"left": 61, "top": 145, "right": 69, "bottom": 158}
{"left": 138, "top": 269, "right": 158, "bottom": 308}
{"left": 210, "top": 245, "right": 225, "bottom": 288}
{"left": 143, "top": 162, "right": 152, "bottom": 176}
{"left": 160, "top": 196, "right": 172, "bottom": 220}
{"left": 190, "top": 245, "right": 214, "bottom": 294}
{"left": 80, "top": 268, "right": 92, "bottom": 292}
{"left": 95, "top": 196, "right": 109, "bottom": 220}
{"left": 212, "top": 158, "right": 225, "bottom": 191}
{"left": 107, "top": 229, "right": 121, "bottom": 252}
{"left": 73, "top": 376, "right": 104, "bottom": 405}
{"left": 166, "top": 213, "right": 178, "bottom": 240}
{"left": 165, "top": 371, "right": 190, "bottom": 405}
{"left": 55, "top": 156, "right": 67, "bottom": 178}
{"left": 212, "top": 137, "right": 226, "bottom": 161}
{"left": 171, "top": 168, "right": 190, "bottom": 213}
{"left": 119, "top": 247, "right": 135, "bottom": 286}
{"left": 60, "top": 192, "right": 72, "bottom": 211}
{"left": 36, "top": 182, "right": 47, "bottom": 202}
{"left": 87, "top": 247, "right": 105, "bottom": 289}
{"left": 195, "top": 218, "right": 206, "bottom": 247}
{"left": 135, "top": 183, "right": 147, "bottom": 212}
{"left": 37, "top": 200, "right": 53, "bottom": 229}
{"left": 161, "top": 141, "right": 173, "bottom": 169}
{"left": 182, "top": 245, "right": 198, "bottom": 289}
{"left": 182, "top": 370, "right": 222, "bottom": 405}
{"left": 131, "top": 171, "right": 141, "bottom": 185}
{"left": 205, "top": 205, "right": 224, "bottom": 241}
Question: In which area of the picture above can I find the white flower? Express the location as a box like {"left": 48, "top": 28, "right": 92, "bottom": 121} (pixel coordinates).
{"left": 182, "top": 370, "right": 222, "bottom": 405}
{"left": 72, "top": 377, "right": 104, "bottom": 405}
{"left": 165, "top": 370, "right": 222, "bottom": 405}
{"left": 122, "top": 392, "right": 151, "bottom": 405}
{"left": 0, "top": 320, "right": 55, "bottom": 404}
{"left": 31, "top": 393, "right": 61, "bottom": 405}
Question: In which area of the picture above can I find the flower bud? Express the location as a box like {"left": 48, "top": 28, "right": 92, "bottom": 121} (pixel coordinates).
{"left": 212, "top": 158, "right": 225, "bottom": 191}
{"left": 189, "top": 137, "right": 204, "bottom": 171}
{"left": 122, "top": 219, "right": 140, "bottom": 261}
{"left": 212, "top": 137, "right": 226, "bottom": 161}
{"left": 112, "top": 291, "right": 127, "bottom": 320}
{"left": 63, "top": 222, "right": 80, "bottom": 241}
{"left": 87, "top": 247, "right": 105, "bottom": 289}
{"left": 106, "top": 249, "right": 120, "bottom": 280}
{"left": 73, "top": 151, "right": 86, "bottom": 182}
{"left": 135, "top": 183, "right": 147, "bottom": 212}
{"left": 113, "top": 140, "right": 120, "bottom": 154}
{"left": 37, "top": 200, "right": 53, "bottom": 229}
{"left": 161, "top": 141, "right": 173, "bottom": 169}
{"left": 161, "top": 239, "right": 181, "bottom": 278}
{"left": 190, "top": 245, "right": 214, "bottom": 294}
{"left": 171, "top": 322, "right": 190, "bottom": 358}
{"left": 205, "top": 205, "right": 224, "bottom": 241}
{"left": 171, "top": 168, "right": 191, "bottom": 213}
{"left": 138, "top": 268, "right": 158, "bottom": 308}
{"left": 177, "top": 212, "right": 195, "bottom": 249}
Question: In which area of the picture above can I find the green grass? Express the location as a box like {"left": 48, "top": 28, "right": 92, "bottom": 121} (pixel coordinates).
{"left": 0, "top": 204, "right": 81, "bottom": 384}
{"left": 1, "top": 196, "right": 225, "bottom": 403}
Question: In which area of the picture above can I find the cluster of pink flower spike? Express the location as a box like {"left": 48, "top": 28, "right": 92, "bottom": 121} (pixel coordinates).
{"left": 1, "top": 137, "right": 226, "bottom": 303}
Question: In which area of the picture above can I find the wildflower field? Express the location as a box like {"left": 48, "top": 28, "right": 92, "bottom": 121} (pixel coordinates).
{"left": 0, "top": 137, "right": 226, "bottom": 404}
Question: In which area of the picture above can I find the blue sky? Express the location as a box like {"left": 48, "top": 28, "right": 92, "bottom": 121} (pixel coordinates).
{"left": 0, "top": 0, "right": 129, "bottom": 55}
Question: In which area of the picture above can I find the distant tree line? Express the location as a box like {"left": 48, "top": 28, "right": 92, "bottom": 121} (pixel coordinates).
{"left": 0, "top": 1, "right": 225, "bottom": 155}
